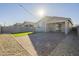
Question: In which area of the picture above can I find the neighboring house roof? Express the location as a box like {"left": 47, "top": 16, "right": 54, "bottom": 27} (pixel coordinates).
{"left": 13, "top": 21, "right": 34, "bottom": 26}
{"left": 36, "top": 16, "right": 73, "bottom": 25}
{"left": 14, "top": 23, "right": 22, "bottom": 26}
{"left": 23, "top": 21, "right": 34, "bottom": 25}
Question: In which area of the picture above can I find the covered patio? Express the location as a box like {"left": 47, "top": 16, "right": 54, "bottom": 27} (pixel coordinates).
{"left": 46, "top": 22, "right": 65, "bottom": 32}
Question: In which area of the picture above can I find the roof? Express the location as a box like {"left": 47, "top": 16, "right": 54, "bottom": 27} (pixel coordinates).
{"left": 13, "top": 21, "right": 34, "bottom": 26}
{"left": 36, "top": 16, "right": 73, "bottom": 25}
{"left": 23, "top": 21, "right": 34, "bottom": 24}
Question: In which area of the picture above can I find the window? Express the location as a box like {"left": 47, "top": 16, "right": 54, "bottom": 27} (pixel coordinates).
{"left": 37, "top": 24, "right": 40, "bottom": 28}
{"left": 25, "top": 25, "right": 28, "bottom": 27}
{"left": 29, "top": 25, "right": 33, "bottom": 27}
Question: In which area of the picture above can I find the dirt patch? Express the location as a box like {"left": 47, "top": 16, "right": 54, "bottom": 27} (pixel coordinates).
{"left": 12, "top": 35, "right": 38, "bottom": 56}
{"left": 0, "top": 34, "right": 30, "bottom": 56}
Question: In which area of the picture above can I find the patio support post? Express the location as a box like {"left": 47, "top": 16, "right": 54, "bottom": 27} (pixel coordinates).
{"left": 45, "top": 23, "right": 47, "bottom": 32}
{"left": 65, "top": 21, "right": 68, "bottom": 34}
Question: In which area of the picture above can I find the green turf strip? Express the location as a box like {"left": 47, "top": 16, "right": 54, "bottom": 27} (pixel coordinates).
{"left": 12, "top": 32, "right": 32, "bottom": 37}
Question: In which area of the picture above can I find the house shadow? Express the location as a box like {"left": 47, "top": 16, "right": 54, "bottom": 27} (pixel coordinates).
{"left": 28, "top": 32, "right": 65, "bottom": 56}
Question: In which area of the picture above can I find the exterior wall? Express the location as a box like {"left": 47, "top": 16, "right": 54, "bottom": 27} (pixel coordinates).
{"left": 46, "top": 22, "right": 65, "bottom": 32}
{"left": 68, "top": 21, "right": 73, "bottom": 29}
{"left": 64, "top": 21, "right": 68, "bottom": 34}
{"left": 34, "top": 20, "right": 46, "bottom": 32}
{"left": 60, "top": 22, "right": 65, "bottom": 32}
{"left": 35, "top": 16, "right": 73, "bottom": 34}
{"left": 64, "top": 20, "right": 73, "bottom": 34}
{"left": 35, "top": 17, "right": 67, "bottom": 32}
{"left": 2, "top": 23, "right": 34, "bottom": 33}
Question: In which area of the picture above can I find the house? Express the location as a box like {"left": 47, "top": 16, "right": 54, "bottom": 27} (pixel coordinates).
{"left": 0, "top": 16, "right": 73, "bottom": 34}
{"left": 12, "top": 21, "right": 34, "bottom": 33}
{"left": 34, "top": 16, "right": 73, "bottom": 34}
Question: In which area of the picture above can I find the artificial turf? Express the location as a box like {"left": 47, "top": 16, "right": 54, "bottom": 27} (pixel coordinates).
{"left": 12, "top": 32, "right": 32, "bottom": 37}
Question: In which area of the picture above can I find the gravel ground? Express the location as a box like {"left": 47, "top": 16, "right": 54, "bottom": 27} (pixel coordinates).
{"left": 50, "top": 32, "right": 79, "bottom": 56}
{"left": 29, "top": 32, "right": 65, "bottom": 56}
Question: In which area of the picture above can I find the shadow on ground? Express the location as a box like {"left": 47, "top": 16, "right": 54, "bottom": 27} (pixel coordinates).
{"left": 28, "top": 32, "right": 65, "bottom": 56}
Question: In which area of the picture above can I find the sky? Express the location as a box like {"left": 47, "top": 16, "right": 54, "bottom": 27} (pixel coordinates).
{"left": 0, "top": 3, "right": 79, "bottom": 26}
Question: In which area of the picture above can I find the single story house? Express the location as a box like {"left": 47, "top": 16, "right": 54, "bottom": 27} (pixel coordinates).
{"left": 34, "top": 16, "right": 73, "bottom": 34}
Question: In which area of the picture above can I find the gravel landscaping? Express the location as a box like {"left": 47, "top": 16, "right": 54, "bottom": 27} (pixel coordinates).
{"left": 29, "top": 32, "right": 65, "bottom": 55}
{"left": 50, "top": 32, "right": 79, "bottom": 56}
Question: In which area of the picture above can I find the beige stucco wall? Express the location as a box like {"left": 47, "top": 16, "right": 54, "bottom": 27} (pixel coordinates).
{"left": 34, "top": 20, "right": 46, "bottom": 32}
{"left": 35, "top": 16, "right": 73, "bottom": 34}
{"left": 64, "top": 20, "right": 73, "bottom": 34}
{"left": 35, "top": 17, "right": 66, "bottom": 32}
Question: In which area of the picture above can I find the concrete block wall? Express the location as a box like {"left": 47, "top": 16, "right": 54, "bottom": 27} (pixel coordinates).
{"left": 1, "top": 26, "right": 34, "bottom": 33}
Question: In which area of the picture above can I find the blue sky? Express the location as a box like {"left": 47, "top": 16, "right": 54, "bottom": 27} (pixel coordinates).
{"left": 0, "top": 3, "right": 79, "bottom": 26}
